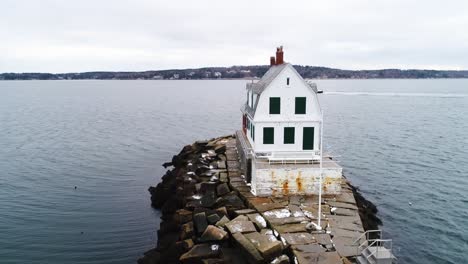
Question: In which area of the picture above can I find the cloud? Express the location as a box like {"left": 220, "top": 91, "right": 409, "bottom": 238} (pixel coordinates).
{"left": 1, "top": 0, "right": 468, "bottom": 72}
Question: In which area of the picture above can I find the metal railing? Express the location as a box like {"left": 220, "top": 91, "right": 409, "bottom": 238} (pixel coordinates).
{"left": 362, "top": 239, "right": 393, "bottom": 262}
{"left": 254, "top": 150, "right": 321, "bottom": 164}
{"left": 353, "top": 230, "right": 397, "bottom": 263}
{"left": 235, "top": 130, "right": 254, "bottom": 157}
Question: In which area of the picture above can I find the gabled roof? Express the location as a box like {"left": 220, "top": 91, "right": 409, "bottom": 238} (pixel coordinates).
{"left": 243, "top": 63, "right": 319, "bottom": 119}
{"left": 247, "top": 63, "right": 289, "bottom": 94}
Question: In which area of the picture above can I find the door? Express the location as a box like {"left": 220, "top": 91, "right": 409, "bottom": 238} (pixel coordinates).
{"left": 303, "top": 127, "right": 314, "bottom": 150}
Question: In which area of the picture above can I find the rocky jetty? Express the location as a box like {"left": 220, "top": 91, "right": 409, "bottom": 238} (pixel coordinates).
{"left": 139, "top": 135, "right": 288, "bottom": 264}
{"left": 138, "top": 135, "right": 382, "bottom": 264}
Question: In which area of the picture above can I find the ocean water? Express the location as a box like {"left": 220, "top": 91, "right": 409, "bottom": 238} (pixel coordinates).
{"left": 0, "top": 79, "right": 466, "bottom": 264}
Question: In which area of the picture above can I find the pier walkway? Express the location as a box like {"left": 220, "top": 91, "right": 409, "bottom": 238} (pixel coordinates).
{"left": 223, "top": 137, "right": 365, "bottom": 263}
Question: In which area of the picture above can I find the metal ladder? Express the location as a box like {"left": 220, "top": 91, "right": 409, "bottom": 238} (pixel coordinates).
{"left": 353, "top": 230, "right": 397, "bottom": 264}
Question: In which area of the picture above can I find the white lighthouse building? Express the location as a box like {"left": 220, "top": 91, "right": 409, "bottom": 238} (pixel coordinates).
{"left": 236, "top": 47, "right": 342, "bottom": 197}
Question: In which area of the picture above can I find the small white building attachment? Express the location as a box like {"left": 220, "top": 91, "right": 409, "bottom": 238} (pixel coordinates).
{"left": 236, "top": 46, "right": 342, "bottom": 197}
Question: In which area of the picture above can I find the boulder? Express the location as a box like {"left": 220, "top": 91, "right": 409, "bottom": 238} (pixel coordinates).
{"left": 225, "top": 220, "right": 257, "bottom": 234}
{"left": 232, "top": 215, "right": 249, "bottom": 222}
{"left": 200, "top": 225, "right": 229, "bottom": 241}
{"left": 232, "top": 232, "right": 264, "bottom": 264}
{"left": 193, "top": 212, "right": 208, "bottom": 234}
{"left": 214, "top": 144, "right": 226, "bottom": 154}
{"left": 201, "top": 192, "right": 217, "bottom": 208}
{"left": 179, "top": 244, "right": 221, "bottom": 263}
{"left": 219, "top": 172, "right": 228, "bottom": 183}
{"left": 215, "top": 207, "right": 228, "bottom": 217}
{"left": 200, "top": 182, "right": 217, "bottom": 195}
{"left": 244, "top": 232, "right": 283, "bottom": 260}
{"left": 217, "top": 161, "right": 227, "bottom": 169}
{"left": 207, "top": 214, "right": 221, "bottom": 225}
{"left": 216, "top": 183, "right": 230, "bottom": 196}
{"left": 234, "top": 209, "right": 256, "bottom": 216}
{"left": 180, "top": 222, "right": 194, "bottom": 240}
{"left": 247, "top": 213, "right": 267, "bottom": 229}
{"left": 175, "top": 209, "right": 193, "bottom": 224}
{"left": 271, "top": 255, "right": 290, "bottom": 264}
{"left": 215, "top": 216, "right": 230, "bottom": 228}
{"left": 220, "top": 192, "right": 245, "bottom": 208}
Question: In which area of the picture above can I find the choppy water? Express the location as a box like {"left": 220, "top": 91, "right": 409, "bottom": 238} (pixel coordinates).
{"left": 0, "top": 79, "right": 467, "bottom": 264}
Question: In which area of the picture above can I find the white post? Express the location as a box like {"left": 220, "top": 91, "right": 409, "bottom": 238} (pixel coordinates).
{"left": 317, "top": 110, "right": 324, "bottom": 230}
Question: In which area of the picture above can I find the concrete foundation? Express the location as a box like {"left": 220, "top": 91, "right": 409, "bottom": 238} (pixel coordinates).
{"left": 236, "top": 130, "right": 343, "bottom": 197}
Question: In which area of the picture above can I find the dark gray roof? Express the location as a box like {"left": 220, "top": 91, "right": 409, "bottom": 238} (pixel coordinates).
{"left": 247, "top": 63, "right": 289, "bottom": 94}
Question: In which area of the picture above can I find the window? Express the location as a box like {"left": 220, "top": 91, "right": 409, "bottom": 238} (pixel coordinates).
{"left": 284, "top": 127, "right": 295, "bottom": 144}
{"left": 251, "top": 125, "right": 255, "bottom": 141}
{"left": 295, "top": 97, "right": 306, "bottom": 114}
{"left": 269, "top": 97, "right": 281, "bottom": 114}
{"left": 303, "top": 127, "right": 314, "bottom": 150}
{"left": 263, "top": 127, "right": 274, "bottom": 144}
{"left": 246, "top": 118, "right": 250, "bottom": 130}
{"left": 287, "top": 77, "right": 290, "bottom": 85}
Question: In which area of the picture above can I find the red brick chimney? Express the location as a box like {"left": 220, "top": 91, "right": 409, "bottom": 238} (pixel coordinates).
{"left": 276, "top": 46, "right": 284, "bottom": 65}
{"left": 270, "top": 56, "right": 276, "bottom": 66}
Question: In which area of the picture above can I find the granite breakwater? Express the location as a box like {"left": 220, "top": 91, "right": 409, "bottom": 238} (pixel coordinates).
{"left": 138, "top": 135, "right": 382, "bottom": 264}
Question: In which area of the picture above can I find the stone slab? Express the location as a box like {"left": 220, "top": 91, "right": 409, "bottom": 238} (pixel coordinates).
{"left": 333, "top": 236, "right": 359, "bottom": 257}
{"left": 225, "top": 220, "right": 257, "bottom": 234}
{"left": 180, "top": 243, "right": 221, "bottom": 263}
{"left": 281, "top": 233, "right": 316, "bottom": 246}
{"left": 294, "top": 251, "right": 342, "bottom": 264}
{"left": 247, "top": 213, "right": 267, "bottom": 229}
{"left": 232, "top": 232, "right": 264, "bottom": 263}
{"left": 273, "top": 223, "right": 308, "bottom": 233}
{"left": 245, "top": 232, "right": 283, "bottom": 260}
{"left": 311, "top": 234, "right": 333, "bottom": 246}
{"left": 293, "top": 244, "right": 327, "bottom": 254}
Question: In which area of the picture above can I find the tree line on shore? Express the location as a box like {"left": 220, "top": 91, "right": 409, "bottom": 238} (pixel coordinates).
{"left": 2, "top": 65, "right": 468, "bottom": 80}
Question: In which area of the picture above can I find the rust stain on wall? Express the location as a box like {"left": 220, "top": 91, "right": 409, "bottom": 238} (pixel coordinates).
{"left": 296, "top": 171, "right": 303, "bottom": 192}
{"left": 282, "top": 180, "right": 289, "bottom": 196}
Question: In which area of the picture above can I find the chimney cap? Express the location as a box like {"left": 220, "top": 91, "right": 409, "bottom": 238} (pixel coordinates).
{"left": 275, "top": 46, "right": 284, "bottom": 65}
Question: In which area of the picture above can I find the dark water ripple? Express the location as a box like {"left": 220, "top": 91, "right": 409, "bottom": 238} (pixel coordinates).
{"left": 1, "top": 79, "right": 467, "bottom": 264}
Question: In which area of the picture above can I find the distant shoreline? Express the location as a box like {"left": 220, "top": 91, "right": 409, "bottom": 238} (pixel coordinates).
{"left": 2, "top": 64, "right": 468, "bottom": 80}
{"left": 3, "top": 77, "right": 468, "bottom": 81}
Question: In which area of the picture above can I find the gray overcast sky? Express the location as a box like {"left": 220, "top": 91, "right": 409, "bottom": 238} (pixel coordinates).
{"left": 1, "top": 0, "right": 468, "bottom": 73}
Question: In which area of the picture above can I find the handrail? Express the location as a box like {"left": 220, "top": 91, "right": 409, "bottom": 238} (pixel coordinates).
{"left": 353, "top": 229, "right": 396, "bottom": 263}
{"left": 235, "top": 131, "right": 254, "bottom": 157}
{"left": 353, "top": 230, "right": 382, "bottom": 245}
{"left": 361, "top": 239, "right": 394, "bottom": 261}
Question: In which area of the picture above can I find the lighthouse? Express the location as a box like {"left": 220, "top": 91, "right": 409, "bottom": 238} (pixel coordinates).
{"left": 236, "top": 47, "right": 342, "bottom": 196}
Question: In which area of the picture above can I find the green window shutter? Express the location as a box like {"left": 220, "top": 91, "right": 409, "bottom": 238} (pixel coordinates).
{"left": 303, "top": 127, "right": 314, "bottom": 150}
{"left": 269, "top": 97, "right": 281, "bottom": 114}
{"left": 284, "top": 127, "right": 295, "bottom": 144}
{"left": 295, "top": 97, "right": 306, "bottom": 114}
{"left": 263, "top": 127, "right": 274, "bottom": 144}
{"left": 252, "top": 125, "right": 255, "bottom": 141}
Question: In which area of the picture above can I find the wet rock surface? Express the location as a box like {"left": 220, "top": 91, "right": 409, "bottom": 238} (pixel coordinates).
{"left": 139, "top": 135, "right": 382, "bottom": 264}
{"left": 139, "top": 136, "right": 286, "bottom": 264}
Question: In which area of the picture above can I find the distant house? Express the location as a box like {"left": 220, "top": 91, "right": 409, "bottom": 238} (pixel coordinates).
{"left": 214, "top": 72, "right": 222, "bottom": 78}
{"left": 236, "top": 47, "right": 342, "bottom": 196}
